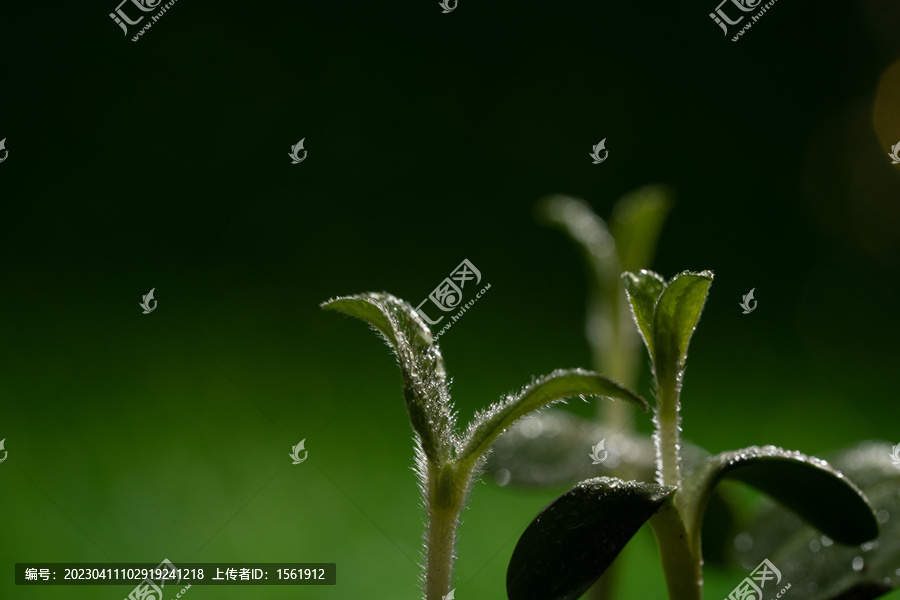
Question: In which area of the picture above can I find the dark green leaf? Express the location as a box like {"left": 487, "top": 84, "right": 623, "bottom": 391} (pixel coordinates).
{"left": 459, "top": 369, "right": 647, "bottom": 468}
{"left": 733, "top": 441, "right": 899, "bottom": 600}
{"left": 652, "top": 270, "right": 713, "bottom": 390}
{"left": 322, "top": 292, "right": 454, "bottom": 463}
{"left": 621, "top": 270, "right": 666, "bottom": 359}
{"left": 680, "top": 445, "right": 878, "bottom": 550}
{"left": 610, "top": 185, "right": 672, "bottom": 273}
{"left": 507, "top": 477, "right": 675, "bottom": 600}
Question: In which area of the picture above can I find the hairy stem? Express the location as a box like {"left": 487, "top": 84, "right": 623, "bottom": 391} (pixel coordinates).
{"left": 655, "top": 380, "right": 682, "bottom": 488}
{"left": 425, "top": 464, "right": 469, "bottom": 600}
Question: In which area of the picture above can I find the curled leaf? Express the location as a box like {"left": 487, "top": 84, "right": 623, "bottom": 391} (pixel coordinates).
{"left": 734, "top": 441, "right": 900, "bottom": 600}
{"left": 322, "top": 292, "right": 454, "bottom": 464}
{"left": 680, "top": 445, "right": 878, "bottom": 550}
{"left": 507, "top": 477, "right": 675, "bottom": 600}
{"left": 459, "top": 369, "right": 647, "bottom": 469}
{"left": 652, "top": 270, "right": 713, "bottom": 390}
{"left": 622, "top": 270, "right": 666, "bottom": 358}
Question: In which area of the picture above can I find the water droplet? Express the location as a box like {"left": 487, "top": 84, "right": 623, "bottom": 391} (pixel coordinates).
{"left": 521, "top": 418, "right": 543, "bottom": 439}
{"left": 809, "top": 539, "right": 821, "bottom": 552}
{"left": 861, "top": 540, "right": 879, "bottom": 552}
{"left": 821, "top": 535, "right": 833, "bottom": 546}
{"left": 852, "top": 556, "right": 864, "bottom": 572}
{"left": 495, "top": 469, "right": 511, "bottom": 487}
{"left": 895, "top": 568, "right": 900, "bottom": 577}
{"left": 884, "top": 577, "right": 892, "bottom": 585}
{"left": 734, "top": 533, "right": 753, "bottom": 552}
{"left": 877, "top": 510, "right": 890, "bottom": 523}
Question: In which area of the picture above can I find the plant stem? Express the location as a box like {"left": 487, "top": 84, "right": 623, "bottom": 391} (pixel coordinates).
{"left": 424, "top": 464, "right": 468, "bottom": 600}
{"left": 593, "top": 290, "right": 638, "bottom": 432}
{"left": 655, "top": 380, "right": 682, "bottom": 489}
{"left": 650, "top": 501, "right": 703, "bottom": 600}
{"left": 589, "top": 289, "right": 637, "bottom": 600}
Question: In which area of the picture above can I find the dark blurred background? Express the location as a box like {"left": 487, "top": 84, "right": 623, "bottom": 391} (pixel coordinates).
{"left": 1, "top": 0, "right": 898, "bottom": 598}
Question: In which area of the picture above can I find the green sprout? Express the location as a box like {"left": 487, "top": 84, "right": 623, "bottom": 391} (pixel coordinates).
{"left": 322, "top": 292, "right": 648, "bottom": 600}
{"left": 505, "top": 270, "right": 880, "bottom": 600}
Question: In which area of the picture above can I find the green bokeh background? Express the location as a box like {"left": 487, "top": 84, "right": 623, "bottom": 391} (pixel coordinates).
{"left": 1, "top": 0, "right": 899, "bottom": 598}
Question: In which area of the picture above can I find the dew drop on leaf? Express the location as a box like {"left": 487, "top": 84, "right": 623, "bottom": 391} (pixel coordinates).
{"left": 734, "top": 533, "right": 753, "bottom": 552}
{"left": 861, "top": 540, "right": 879, "bottom": 552}
{"left": 495, "top": 469, "right": 511, "bottom": 487}
{"left": 852, "top": 556, "right": 864, "bottom": 572}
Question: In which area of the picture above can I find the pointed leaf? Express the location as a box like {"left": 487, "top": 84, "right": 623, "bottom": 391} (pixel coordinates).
{"left": 507, "top": 477, "right": 675, "bottom": 600}
{"left": 610, "top": 185, "right": 672, "bottom": 273}
{"left": 622, "top": 270, "right": 665, "bottom": 359}
{"left": 680, "top": 445, "right": 878, "bottom": 549}
{"left": 322, "top": 293, "right": 454, "bottom": 463}
{"left": 652, "top": 270, "right": 713, "bottom": 390}
{"left": 459, "top": 369, "right": 647, "bottom": 467}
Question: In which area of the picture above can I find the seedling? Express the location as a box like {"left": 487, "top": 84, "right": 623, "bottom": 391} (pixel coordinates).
{"left": 322, "top": 292, "right": 648, "bottom": 600}
{"left": 506, "top": 270, "right": 880, "bottom": 600}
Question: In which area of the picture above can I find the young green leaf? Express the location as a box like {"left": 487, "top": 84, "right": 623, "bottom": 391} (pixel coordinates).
{"left": 680, "top": 445, "right": 878, "bottom": 549}
{"left": 652, "top": 270, "right": 713, "bottom": 390}
{"left": 458, "top": 369, "right": 648, "bottom": 468}
{"left": 507, "top": 477, "right": 675, "bottom": 600}
{"left": 610, "top": 185, "right": 672, "bottom": 273}
{"left": 622, "top": 269, "right": 666, "bottom": 359}
{"left": 322, "top": 292, "right": 454, "bottom": 464}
